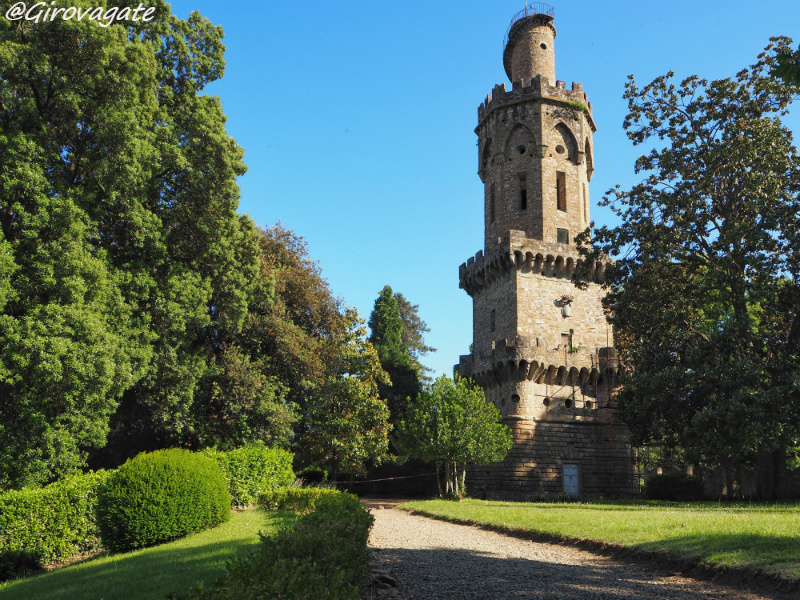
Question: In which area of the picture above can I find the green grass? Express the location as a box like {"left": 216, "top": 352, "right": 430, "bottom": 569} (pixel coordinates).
{"left": 400, "top": 499, "right": 800, "bottom": 580}
{"left": 0, "top": 508, "right": 296, "bottom": 600}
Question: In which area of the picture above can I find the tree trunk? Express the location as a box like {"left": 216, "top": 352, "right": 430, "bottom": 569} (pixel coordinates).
{"left": 724, "top": 458, "right": 735, "bottom": 499}
{"left": 460, "top": 463, "right": 467, "bottom": 497}
{"left": 435, "top": 461, "right": 443, "bottom": 497}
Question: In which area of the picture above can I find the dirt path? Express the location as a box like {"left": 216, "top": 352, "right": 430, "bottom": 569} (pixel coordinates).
{"left": 365, "top": 503, "right": 790, "bottom": 600}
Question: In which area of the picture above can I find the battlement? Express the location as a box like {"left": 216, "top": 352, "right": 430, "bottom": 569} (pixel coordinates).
{"left": 457, "top": 337, "right": 617, "bottom": 389}
{"left": 477, "top": 75, "right": 593, "bottom": 127}
{"left": 459, "top": 230, "right": 606, "bottom": 297}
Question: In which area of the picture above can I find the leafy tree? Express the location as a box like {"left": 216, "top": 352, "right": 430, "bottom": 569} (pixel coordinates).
{"left": 0, "top": 0, "right": 282, "bottom": 484}
{"left": 395, "top": 292, "right": 436, "bottom": 381}
{"left": 368, "top": 286, "right": 420, "bottom": 422}
{"left": 575, "top": 37, "right": 800, "bottom": 498}
{"left": 396, "top": 376, "right": 512, "bottom": 498}
{"left": 772, "top": 43, "right": 800, "bottom": 86}
{"left": 305, "top": 309, "right": 391, "bottom": 482}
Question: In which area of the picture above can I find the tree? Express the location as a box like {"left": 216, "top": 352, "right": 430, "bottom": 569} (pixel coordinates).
{"left": 368, "top": 286, "right": 420, "bottom": 422}
{"left": 0, "top": 1, "right": 279, "bottom": 485}
{"left": 396, "top": 375, "right": 513, "bottom": 498}
{"left": 305, "top": 309, "right": 391, "bottom": 482}
{"left": 772, "top": 43, "right": 800, "bottom": 86}
{"left": 395, "top": 292, "right": 436, "bottom": 382}
{"left": 575, "top": 37, "right": 800, "bottom": 498}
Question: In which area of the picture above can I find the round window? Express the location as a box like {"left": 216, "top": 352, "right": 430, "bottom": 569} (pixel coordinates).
{"left": 511, "top": 394, "right": 520, "bottom": 403}
{"left": 517, "top": 145, "right": 526, "bottom": 155}
{"left": 543, "top": 397, "right": 550, "bottom": 407}
{"left": 565, "top": 398, "right": 573, "bottom": 408}
{"left": 556, "top": 145, "right": 566, "bottom": 155}
{"left": 540, "top": 43, "right": 547, "bottom": 50}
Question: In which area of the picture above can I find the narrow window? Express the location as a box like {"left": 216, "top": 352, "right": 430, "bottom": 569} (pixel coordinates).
{"left": 490, "top": 309, "right": 496, "bottom": 332}
{"left": 556, "top": 171, "right": 567, "bottom": 212}
{"left": 561, "top": 333, "right": 570, "bottom": 348}
{"left": 519, "top": 175, "right": 527, "bottom": 211}
{"left": 584, "top": 184, "right": 589, "bottom": 221}
{"left": 557, "top": 228, "right": 569, "bottom": 244}
{"left": 490, "top": 183, "right": 496, "bottom": 223}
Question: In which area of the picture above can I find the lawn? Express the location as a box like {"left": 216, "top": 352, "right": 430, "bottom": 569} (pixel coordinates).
{"left": 0, "top": 508, "right": 296, "bottom": 600}
{"left": 400, "top": 499, "right": 800, "bottom": 581}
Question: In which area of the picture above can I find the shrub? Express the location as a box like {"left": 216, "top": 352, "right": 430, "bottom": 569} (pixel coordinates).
{"left": 178, "top": 491, "right": 373, "bottom": 600}
{"left": 202, "top": 445, "right": 294, "bottom": 506}
{"left": 97, "top": 449, "right": 230, "bottom": 551}
{"left": 645, "top": 471, "right": 706, "bottom": 501}
{"left": 297, "top": 465, "right": 328, "bottom": 485}
{"left": 0, "top": 470, "right": 108, "bottom": 580}
{"left": 258, "top": 487, "right": 342, "bottom": 513}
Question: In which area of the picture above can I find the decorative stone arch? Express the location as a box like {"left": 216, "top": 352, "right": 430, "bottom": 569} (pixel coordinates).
{"left": 585, "top": 137, "right": 594, "bottom": 181}
{"left": 554, "top": 122, "right": 579, "bottom": 163}
{"left": 504, "top": 123, "right": 537, "bottom": 160}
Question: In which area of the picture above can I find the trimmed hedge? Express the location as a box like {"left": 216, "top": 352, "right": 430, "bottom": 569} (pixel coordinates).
{"left": 645, "top": 471, "right": 706, "bottom": 501}
{"left": 258, "top": 487, "right": 341, "bottom": 513}
{"left": 178, "top": 490, "right": 373, "bottom": 600}
{"left": 0, "top": 470, "right": 109, "bottom": 580}
{"left": 97, "top": 449, "right": 231, "bottom": 551}
{"left": 202, "top": 445, "right": 294, "bottom": 507}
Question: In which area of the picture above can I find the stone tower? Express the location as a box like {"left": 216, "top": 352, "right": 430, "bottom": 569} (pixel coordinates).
{"left": 457, "top": 4, "right": 636, "bottom": 497}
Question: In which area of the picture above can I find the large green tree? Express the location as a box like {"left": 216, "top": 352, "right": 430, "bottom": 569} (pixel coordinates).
{"left": 396, "top": 376, "right": 512, "bottom": 498}
{"left": 0, "top": 1, "right": 283, "bottom": 486}
{"left": 575, "top": 37, "right": 800, "bottom": 498}
{"left": 368, "top": 286, "right": 419, "bottom": 423}
{"left": 305, "top": 309, "right": 391, "bottom": 482}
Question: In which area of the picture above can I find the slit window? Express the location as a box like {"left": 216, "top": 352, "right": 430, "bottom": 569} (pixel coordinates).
{"left": 490, "top": 309, "right": 496, "bottom": 332}
{"left": 557, "top": 228, "right": 569, "bottom": 244}
{"left": 490, "top": 184, "right": 496, "bottom": 223}
{"left": 583, "top": 184, "right": 588, "bottom": 220}
{"left": 556, "top": 171, "right": 567, "bottom": 212}
{"left": 519, "top": 175, "right": 527, "bottom": 211}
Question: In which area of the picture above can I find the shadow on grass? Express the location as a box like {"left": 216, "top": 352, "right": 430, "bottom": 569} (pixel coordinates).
{"left": 0, "top": 511, "right": 296, "bottom": 600}
{"left": 638, "top": 532, "right": 800, "bottom": 574}
{"left": 377, "top": 546, "right": 793, "bottom": 599}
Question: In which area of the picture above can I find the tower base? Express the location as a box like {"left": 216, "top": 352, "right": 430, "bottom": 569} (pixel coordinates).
{"left": 467, "top": 418, "right": 637, "bottom": 499}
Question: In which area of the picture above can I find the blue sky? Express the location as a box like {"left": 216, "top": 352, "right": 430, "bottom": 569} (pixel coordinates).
{"left": 167, "top": 0, "right": 799, "bottom": 378}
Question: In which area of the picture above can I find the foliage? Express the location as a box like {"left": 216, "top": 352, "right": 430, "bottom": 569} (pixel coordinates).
{"left": 202, "top": 445, "right": 294, "bottom": 507}
{"left": 368, "top": 286, "right": 420, "bottom": 423}
{"left": 772, "top": 43, "right": 800, "bottom": 86}
{"left": 179, "top": 491, "right": 373, "bottom": 600}
{"left": 258, "top": 487, "right": 342, "bottom": 513}
{"left": 645, "top": 472, "right": 706, "bottom": 501}
{"left": 97, "top": 449, "right": 230, "bottom": 551}
{"left": 0, "top": 0, "right": 280, "bottom": 485}
{"left": 0, "top": 470, "right": 108, "bottom": 579}
{"left": 297, "top": 465, "right": 328, "bottom": 484}
{"left": 395, "top": 292, "right": 436, "bottom": 374}
{"left": 192, "top": 347, "right": 297, "bottom": 451}
{"left": 305, "top": 310, "right": 392, "bottom": 481}
{"left": 396, "top": 375, "right": 513, "bottom": 498}
{"left": 575, "top": 37, "right": 800, "bottom": 498}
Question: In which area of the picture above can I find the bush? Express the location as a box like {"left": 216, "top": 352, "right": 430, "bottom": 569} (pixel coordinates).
{"left": 97, "top": 449, "right": 230, "bottom": 551}
{"left": 202, "top": 445, "right": 294, "bottom": 506}
{"left": 258, "top": 487, "right": 342, "bottom": 513}
{"left": 178, "top": 490, "right": 373, "bottom": 600}
{"left": 0, "top": 470, "right": 109, "bottom": 580}
{"left": 297, "top": 465, "right": 327, "bottom": 485}
{"left": 645, "top": 471, "right": 706, "bottom": 501}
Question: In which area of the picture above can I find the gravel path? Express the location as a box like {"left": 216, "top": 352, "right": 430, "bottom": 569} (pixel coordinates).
{"left": 366, "top": 504, "right": 788, "bottom": 600}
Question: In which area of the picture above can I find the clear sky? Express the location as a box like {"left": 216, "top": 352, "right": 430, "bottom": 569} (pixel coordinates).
{"left": 166, "top": 0, "right": 799, "bottom": 378}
